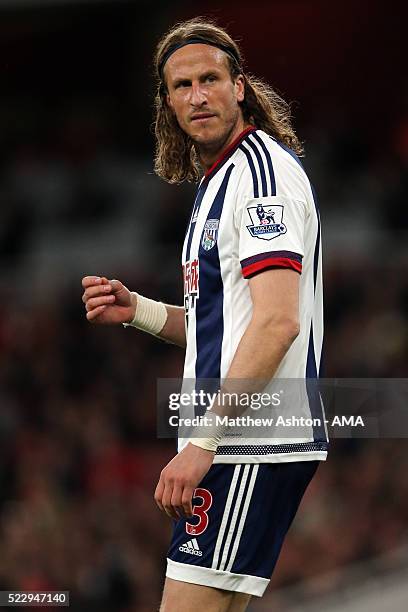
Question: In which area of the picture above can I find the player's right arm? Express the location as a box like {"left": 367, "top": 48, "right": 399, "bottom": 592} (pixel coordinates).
{"left": 81, "top": 276, "right": 186, "bottom": 348}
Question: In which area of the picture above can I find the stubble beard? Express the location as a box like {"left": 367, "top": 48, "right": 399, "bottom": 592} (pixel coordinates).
{"left": 192, "top": 109, "right": 241, "bottom": 159}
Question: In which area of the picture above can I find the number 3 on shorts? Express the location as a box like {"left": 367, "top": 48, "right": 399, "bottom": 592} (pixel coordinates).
{"left": 186, "top": 488, "right": 213, "bottom": 536}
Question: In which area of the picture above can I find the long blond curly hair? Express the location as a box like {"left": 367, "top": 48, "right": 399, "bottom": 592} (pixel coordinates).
{"left": 153, "top": 18, "right": 303, "bottom": 184}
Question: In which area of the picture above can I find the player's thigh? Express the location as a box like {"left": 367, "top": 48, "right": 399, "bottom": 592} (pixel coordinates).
{"left": 227, "top": 591, "right": 252, "bottom": 612}
{"left": 160, "top": 577, "right": 238, "bottom": 612}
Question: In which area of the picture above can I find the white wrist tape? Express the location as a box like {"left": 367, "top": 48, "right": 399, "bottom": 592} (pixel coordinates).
{"left": 190, "top": 412, "right": 225, "bottom": 452}
{"left": 123, "top": 292, "right": 168, "bottom": 336}
{"left": 190, "top": 436, "right": 222, "bottom": 452}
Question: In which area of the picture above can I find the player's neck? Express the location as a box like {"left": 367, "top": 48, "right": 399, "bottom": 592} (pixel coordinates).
{"left": 197, "top": 120, "right": 251, "bottom": 173}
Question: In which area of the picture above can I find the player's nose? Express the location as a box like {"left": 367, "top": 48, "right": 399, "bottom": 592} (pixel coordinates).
{"left": 189, "top": 82, "right": 207, "bottom": 106}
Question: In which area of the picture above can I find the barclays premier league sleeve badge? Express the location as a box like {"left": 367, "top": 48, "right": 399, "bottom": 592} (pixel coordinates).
{"left": 246, "top": 204, "right": 287, "bottom": 240}
{"left": 201, "top": 218, "right": 219, "bottom": 251}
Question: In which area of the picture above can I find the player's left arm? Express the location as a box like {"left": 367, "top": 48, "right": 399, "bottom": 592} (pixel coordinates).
{"left": 190, "top": 268, "right": 300, "bottom": 431}
{"left": 225, "top": 267, "right": 299, "bottom": 381}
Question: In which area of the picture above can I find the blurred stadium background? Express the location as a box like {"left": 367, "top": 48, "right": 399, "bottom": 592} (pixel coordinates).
{"left": 0, "top": 0, "right": 407, "bottom": 610}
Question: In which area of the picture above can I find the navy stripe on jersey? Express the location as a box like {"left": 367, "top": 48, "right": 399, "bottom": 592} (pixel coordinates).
{"left": 305, "top": 187, "right": 325, "bottom": 440}
{"left": 245, "top": 139, "right": 268, "bottom": 196}
{"left": 251, "top": 132, "right": 276, "bottom": 195}
{"left": 185, "top": 181, "right": 208, "bottom": 262}
{"left": 195, "top": 164, "right": 234, "bottom": 389}
{"left": 239, "top": 143, "right": 259, "bottom": 197}
{"left": 306, "top": 325, "right": 326, "bottom": 441}
{"left": 312, "top": 188, "right": 325, "bottom": 378}
{"left": 311, "top": 184, "right": 321, "bottom": 293}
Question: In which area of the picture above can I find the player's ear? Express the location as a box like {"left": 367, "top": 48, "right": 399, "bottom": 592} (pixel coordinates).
{"left": 166, "top": 93, "right": 174, "bottom": 110}
{"left": 235, "top": 74, "right": 245, "bottom": 103}
{"left": 162, "top": 70, "right": 174, "bottom": 111}
{"left": 165, "top": 88, "right": 176, "bottom": 114}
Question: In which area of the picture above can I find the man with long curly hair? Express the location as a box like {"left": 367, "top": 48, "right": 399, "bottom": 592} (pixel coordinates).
{"left": 82, "top": 17, "right": 327, "bottom": 612}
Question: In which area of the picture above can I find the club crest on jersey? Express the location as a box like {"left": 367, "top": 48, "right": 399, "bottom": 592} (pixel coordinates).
{"left": 246, "top": 204, "right": 287, "bottom": 240}
{"left": 201, "top": 219, "right": 219, "bottom": 251}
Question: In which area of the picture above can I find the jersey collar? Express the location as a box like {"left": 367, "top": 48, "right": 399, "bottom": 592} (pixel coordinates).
{"left": 204, "top": 126, "right": 257, "bottom": 182}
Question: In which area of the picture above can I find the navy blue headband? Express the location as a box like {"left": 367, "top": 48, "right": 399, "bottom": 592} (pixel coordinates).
{"left": 158, "top": 37, "right": 241, "bottom": 81}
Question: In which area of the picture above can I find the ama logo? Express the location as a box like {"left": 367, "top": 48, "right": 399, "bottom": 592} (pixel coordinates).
{"left": 246, "top": 204, "right": 286, "bottom": 240}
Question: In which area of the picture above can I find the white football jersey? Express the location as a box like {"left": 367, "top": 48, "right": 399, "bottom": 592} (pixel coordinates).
{"left": 180, "top": 127, "right": 328, "bottom": 463}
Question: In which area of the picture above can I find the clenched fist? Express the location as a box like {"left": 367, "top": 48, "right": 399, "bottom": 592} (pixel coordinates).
{"left": 81, "top": 276, "right": 137, "bottom": 325}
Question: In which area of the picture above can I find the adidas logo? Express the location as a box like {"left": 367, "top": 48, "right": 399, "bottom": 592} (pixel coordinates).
{"left": 178, "top": 538, "right": 202, "bottom": 557}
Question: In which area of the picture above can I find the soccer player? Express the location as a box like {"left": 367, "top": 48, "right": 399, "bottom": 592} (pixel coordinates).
{"left": 82, "top": 18, "right": 328, "bottom": 612}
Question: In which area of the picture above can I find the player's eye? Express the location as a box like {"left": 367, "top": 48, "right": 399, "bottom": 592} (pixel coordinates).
{"left": 175, "top": 80, "right": 191, "bottom": 89}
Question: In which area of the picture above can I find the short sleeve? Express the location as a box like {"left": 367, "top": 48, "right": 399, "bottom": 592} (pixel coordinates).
{"left": 238, "top": 195, "right": 307, "bottom": 279}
